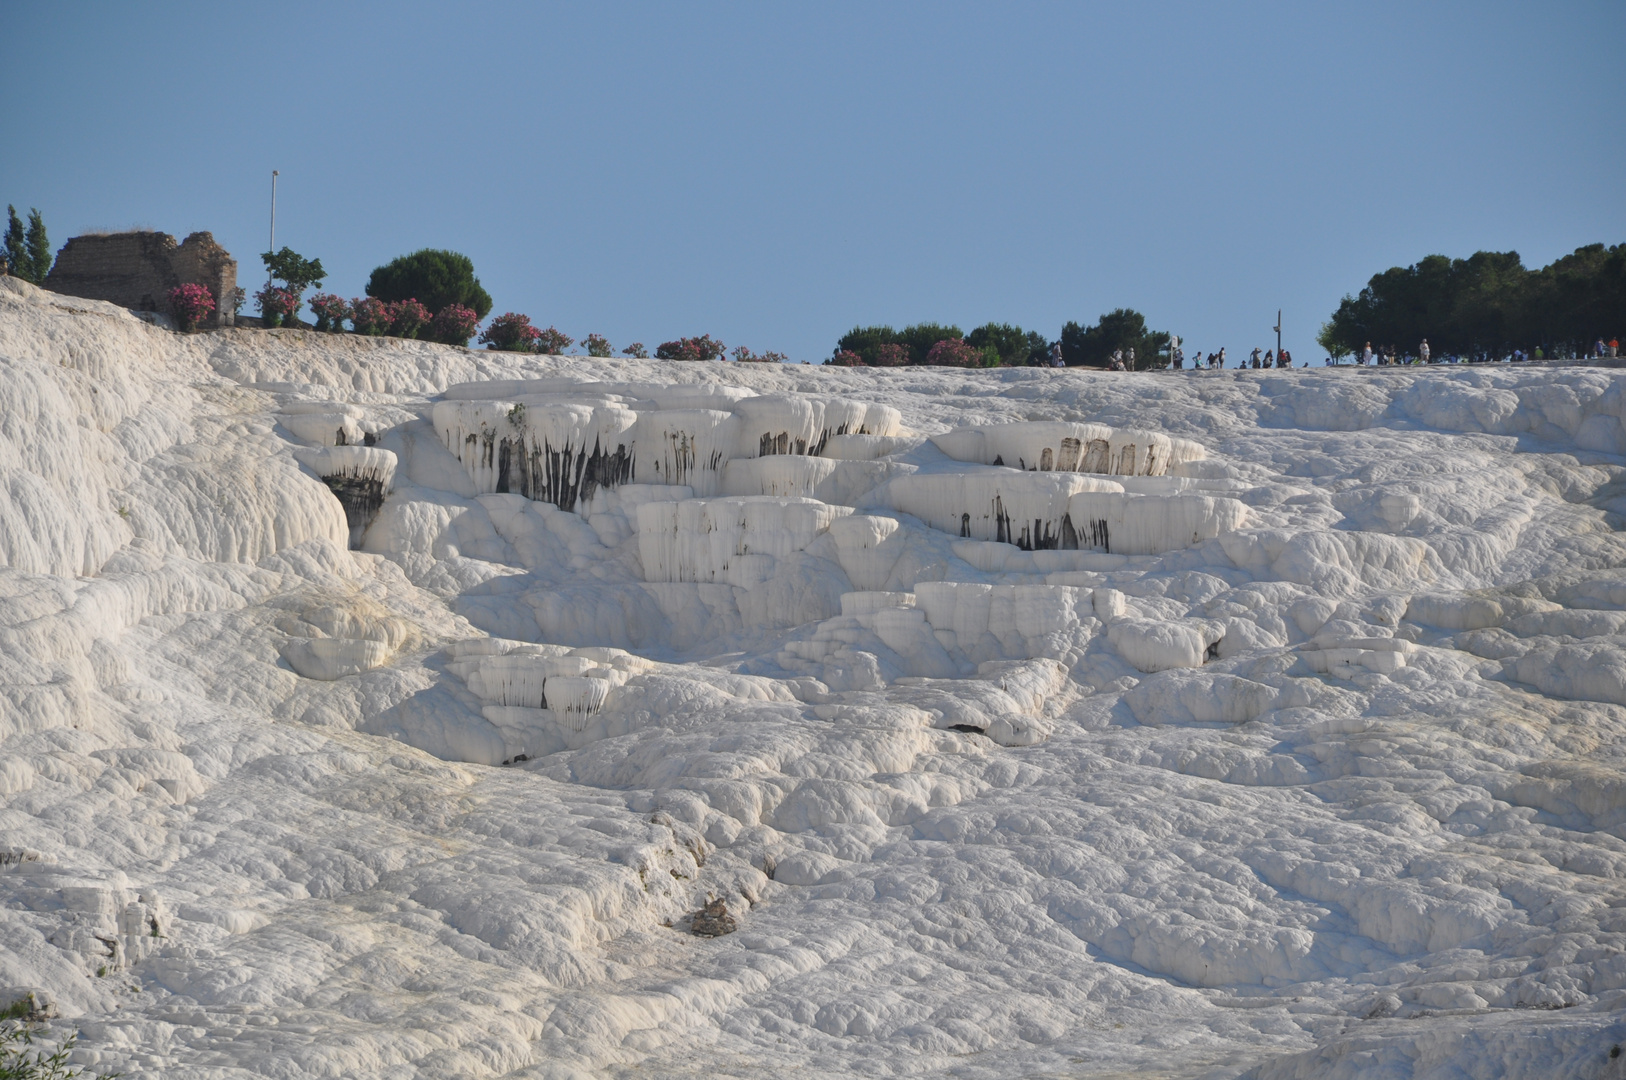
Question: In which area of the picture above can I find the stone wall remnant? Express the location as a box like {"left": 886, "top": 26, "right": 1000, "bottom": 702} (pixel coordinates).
{"left": 45, "top": 231, "right": 237, "bottom": 328}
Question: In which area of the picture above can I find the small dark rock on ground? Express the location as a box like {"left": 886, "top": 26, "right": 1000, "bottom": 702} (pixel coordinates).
{"left": 690, "top": 898, "right": 737, "bottom": 937}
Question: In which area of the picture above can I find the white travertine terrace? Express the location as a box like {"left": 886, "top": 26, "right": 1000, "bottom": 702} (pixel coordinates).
{"left": 6, "top": 276, "right": 1626, "bottom": 1079}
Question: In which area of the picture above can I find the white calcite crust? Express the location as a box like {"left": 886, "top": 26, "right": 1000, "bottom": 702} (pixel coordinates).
{"left": 4, "top": 275, "right": 1626, "bottom": 1078}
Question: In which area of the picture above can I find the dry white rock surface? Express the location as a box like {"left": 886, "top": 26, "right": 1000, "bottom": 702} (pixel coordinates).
{"left": 3, "top": 277, "right": 1626, "bottom": 1078}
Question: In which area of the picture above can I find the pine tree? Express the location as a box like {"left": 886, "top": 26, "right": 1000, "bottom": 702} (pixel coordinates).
{"left": 24, "top": 208, "right": 50, "bottom": 284}
{"left": 3, "top": 206, "right": 23, "bottom": 278}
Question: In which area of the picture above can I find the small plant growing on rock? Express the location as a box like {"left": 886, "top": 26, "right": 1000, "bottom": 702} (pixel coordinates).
{"left": 307, "top": 294, "right": 352, "bottom": 333}
{"left": 0, "top": 1011, "right": 113, "bottom": 1079}
{"left": 535, "top": 326, "right": 574, "bottom": 355}
{"left": 479, "top": 312, "right": 544, "bottom": 352}
{"left": 622, "top": 342, "right": 648, "bottom": 358}
{"left": 387, "top": 298, "right": 431, "bottom": 339}
{"left": 350, "top": 297, "right": 390, "bottom": 336}
{"left": 428, "top": 303, "right": 480, "bottom": 346}
{"left": 167, "top": 283, "right": 215, "bottom": 332}
{"left": 584, "top": 333, "right": 612, "bottom": 357}
{"left": 655, "top": 335, "right": 725, "bottom": 362}
{"left": 254, "top": 284, "right": 299, "bottom": 328}
{"left": 827, "top": 349, "right": 863, "bottom": 366}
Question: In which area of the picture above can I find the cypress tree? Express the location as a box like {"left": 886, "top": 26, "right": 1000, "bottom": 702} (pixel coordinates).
{"left": 24, "top": 208, "right": 50, "bottom": 284}
{"left": 3, "top": 206, "right": 23, "bottom": 278}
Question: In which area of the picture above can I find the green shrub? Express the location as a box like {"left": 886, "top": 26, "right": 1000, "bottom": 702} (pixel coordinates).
{"left": 835, "top": 325, "right": 898, "bottom": 366}
{"left": 480, "top": 312, "right": 542, "bottom": 352}
{"left": 967, "top": 322, "right": 1049, "bottom": 366}
{"left": 655, "top": 335, "right": 726, "bottom": 362}
{"left": 386, "top": 298, "right": 431, "bottom": 339}
{"left": 535, "top": 327, "right": 573, "bottom": 354}
{"left": 1059, "top": 309, "right": 1169, "bottom": 369}
{"left": 872, "top": 343, "right": 909, "bottom": 367}
{"left": 0, "top": 1018, "right": 115, "bottom": 1078}
{"left": 427, "top": 304, "right": 480, "bottom": 346}
{"left": 366, "top": 250, "right": 493, "bottom": 319}
{"left": 836, "top": 323, "right": 963, "bottom": 365}
{"left": 260, "top": 247, "right": 324, "bottom": 295}
{"left": 923, "top": 337, "right": 984, "bottom": 367}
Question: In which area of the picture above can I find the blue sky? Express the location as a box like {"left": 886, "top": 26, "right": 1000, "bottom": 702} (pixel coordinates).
{"left": 6, "top": 1, "right": 1623, "bottom": 362}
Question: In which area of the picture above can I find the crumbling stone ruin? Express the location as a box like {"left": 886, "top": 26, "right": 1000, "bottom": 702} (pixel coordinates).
{"left": 45, "top": 230, "right": 237, "bottom": 327}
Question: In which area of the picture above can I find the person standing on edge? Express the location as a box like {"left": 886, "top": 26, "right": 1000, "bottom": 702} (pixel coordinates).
{"left": 1216, "top": 347, "right": 1226, "bottom": 369}
{"left": 1250, "top": 347, "right": 1261, "bottom": 369}
{"left": 1126, "top": 347, "right": 1136, "bottom": 370}
{"left": 1280, "top": 348, "right": 1292, "bottom": 368}
{"left": 1362, "top": 342, "right": 1374, "bottom": 366}
{"left": 1610, "top": 338, "right": 1619, "bottom": 358}
{"left": 1049, "top": 341, "right": 1064, "bottom": 368}
{"left": 1420, "top": 338, "right": 1431, "bottom": 364}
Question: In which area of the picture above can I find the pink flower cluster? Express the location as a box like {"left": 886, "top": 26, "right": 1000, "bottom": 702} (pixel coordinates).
{"left": 307, "top": 293, "right": 353, "bottom": 333}
{"left": 351, "top": 297, "right": 391, "bottom": 335}
{"left": 655, "top": 335, "right": 726, "bottom": 362}
{"left": 167, "top": 283, "right": 216, "bottom": 331}
{"left": 584, "top": 333, "right": 612, "bottom": 358}
{"left": 255, "top": 285, "right": 300, "bottom": 326}
{"left": 827, "top": 349, "right": 863, "bottom": 367}
{"left": 429, "top": 304, "right": 480, "bottom": 346}
{"left": 479, "top": 312, "right": 544, "bottom": 352}
{"left": 535, "top": 326, "right": 574, "bottom": 355}
{"left": 872, "top": 343, "right": 910, "bottom": 367}
{"left": 924, "top": 337, "right": 982, "bottom": 367}
{"left": 388, "top": 298, "right": 431, "bottom": 339}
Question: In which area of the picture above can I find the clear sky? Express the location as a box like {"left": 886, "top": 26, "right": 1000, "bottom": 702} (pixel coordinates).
{"left": 6, "top": 1, "right": 1623, "bottom": 363}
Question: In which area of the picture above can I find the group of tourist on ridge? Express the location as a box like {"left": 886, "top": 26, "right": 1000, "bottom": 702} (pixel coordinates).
{"left": 4, "top": 203, "right": 1621, "bottom": 370}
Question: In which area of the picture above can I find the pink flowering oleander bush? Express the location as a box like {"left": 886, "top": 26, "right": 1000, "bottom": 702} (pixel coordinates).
{"left": 872, "top": 342, "right": 910, "bottom": 367}
{"left": 535, "top": 327, "right": 573, "bottom": 355}
{"left": 584, "top": 333, "right": 612, "bottom": 358}
{"left": 622, "top": 342, "right": 648, "bottom": 358}
{"left": 655, "top": 334, "right": 726, "bottom": 362}
{"left": 255, "top": 284, "right": 299, "bottom": 327}
{"left": 479, "top": 312, "right": 544, "bottom": 352}
{"left": 827, "top": 349, "right": 864, "bottom": 367}
{"left": 307, "top": 293, "right": 353, "bottom": 333}
{"left": 351, "top": 297, "right": 390, "bottom": 336}
{"left": 387, "top": 298, "right": 431, "bottom": 339}
{"left": 168, "top": 283, "right": 215, "bottom": 332}
{"left": 923, "top": 337, "right": 981, "bottom": 367}
{"left": 731, "top": 346, "right": 787, "bottom": 363}
{"left": 429, "top": 303, "right": 480, "bottom": 346}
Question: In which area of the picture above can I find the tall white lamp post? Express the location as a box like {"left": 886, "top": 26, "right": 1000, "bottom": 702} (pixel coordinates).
{"left": 267, "top": 170, "right": 279, "bottom": 286}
